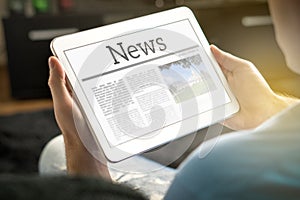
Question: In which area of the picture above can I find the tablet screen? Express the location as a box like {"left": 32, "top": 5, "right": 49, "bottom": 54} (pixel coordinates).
{"left": 63, "top": 18, "right": 231, "bottom": 148}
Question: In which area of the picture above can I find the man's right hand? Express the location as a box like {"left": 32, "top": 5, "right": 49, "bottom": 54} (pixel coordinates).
{"left": 211, "top": 45, "right": 298, "bottom": 130}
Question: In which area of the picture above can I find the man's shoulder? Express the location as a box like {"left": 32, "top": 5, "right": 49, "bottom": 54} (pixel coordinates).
{"left": 166, "top": 103, "right": 300, "bottom": 199}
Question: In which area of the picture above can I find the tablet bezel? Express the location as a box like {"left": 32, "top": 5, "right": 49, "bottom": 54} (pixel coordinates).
{"left": 51, "top": 7, "right": 239, "bottom": 162}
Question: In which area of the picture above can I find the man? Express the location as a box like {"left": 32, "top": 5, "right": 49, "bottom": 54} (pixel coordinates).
{"left": 43, "top": 0, "right": 300, "bottom": 199}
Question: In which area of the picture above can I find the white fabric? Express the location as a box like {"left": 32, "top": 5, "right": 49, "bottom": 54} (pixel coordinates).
{"left": 38, "top": 135, "right": 176, "bottom": 200}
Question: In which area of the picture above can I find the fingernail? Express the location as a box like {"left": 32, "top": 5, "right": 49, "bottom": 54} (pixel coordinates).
{"left": 48, "top": 57, "right": 54, "bottom": 70}
{"left": 211, "top": 44, "right": 219, "bottom": 50}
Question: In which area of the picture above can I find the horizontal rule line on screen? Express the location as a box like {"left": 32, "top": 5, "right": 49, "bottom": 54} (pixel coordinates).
{"left": 81, "top": 45, "right": 199, "bottom": 82}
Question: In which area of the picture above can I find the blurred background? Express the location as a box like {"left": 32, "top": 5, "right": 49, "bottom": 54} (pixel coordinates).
{"left": 1, "top": 0, "right": 300, "bottom": 111}
{"left": 0, "top": 0, "right": 300, "bottom": 173}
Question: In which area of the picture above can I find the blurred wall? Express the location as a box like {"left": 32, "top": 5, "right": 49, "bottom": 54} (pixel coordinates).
{"left": 1, "top": 0, "right": 299, "bottom": 98}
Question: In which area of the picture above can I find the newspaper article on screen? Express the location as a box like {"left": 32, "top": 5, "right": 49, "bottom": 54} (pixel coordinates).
{"left": 63, "top": 19, "right": 231, "bottom": 148}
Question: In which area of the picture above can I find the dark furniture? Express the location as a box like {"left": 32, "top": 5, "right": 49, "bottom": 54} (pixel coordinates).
{"left": 3, "top": 14, "right": 103, "bottom": 99}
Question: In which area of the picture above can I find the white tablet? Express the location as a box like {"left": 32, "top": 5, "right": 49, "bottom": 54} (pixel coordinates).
{"left": 51, "top": 7, "right": 239, "bottom": 162}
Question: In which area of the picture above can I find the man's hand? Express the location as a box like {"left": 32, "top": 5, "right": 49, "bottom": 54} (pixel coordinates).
{"left": 211, "top": 45, "right": 299, "bottom": 130}
{"left": 48, "top": 56, "right": 111, "bottom": 179}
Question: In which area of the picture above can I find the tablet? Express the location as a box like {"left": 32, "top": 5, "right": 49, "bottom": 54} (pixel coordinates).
{"left": 50, "top": 7, "right": 239, "bottom": 162}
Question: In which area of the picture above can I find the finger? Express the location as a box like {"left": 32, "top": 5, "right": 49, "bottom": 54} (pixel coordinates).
{"left": 210, "top": 45, "right": 248, "bottom": 72}
{"left": 48, "top": 57, "right": 72, "bottom": 105}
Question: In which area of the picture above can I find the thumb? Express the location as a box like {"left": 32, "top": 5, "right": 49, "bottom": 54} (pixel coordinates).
{"left": 48, "top": 56, "right": 72, "bottom": 104}
{"left": 210, "top": 45, "right": 249, "bottom": 72}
